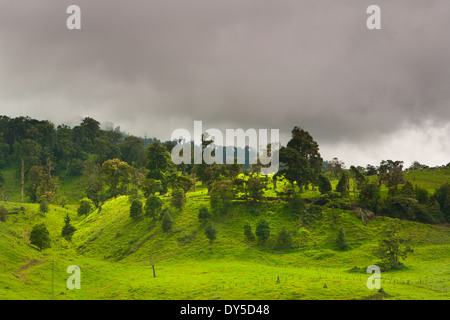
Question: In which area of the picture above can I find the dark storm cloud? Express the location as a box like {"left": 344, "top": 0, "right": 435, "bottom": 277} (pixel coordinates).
{"left": 0, "top": 0, "right": 449, "bottom": 166}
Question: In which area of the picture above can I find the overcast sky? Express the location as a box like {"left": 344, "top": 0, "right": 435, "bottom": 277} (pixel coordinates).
{"left": 0, "top": 0, "right": 449, "bottom": 167}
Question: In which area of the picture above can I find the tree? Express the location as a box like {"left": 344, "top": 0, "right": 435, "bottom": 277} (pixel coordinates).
{"left": 277, "top": 126, "right": 323, "bottom": 196}
{"left": 171, "top": 188, "right": 186, "bottom": 210}
{"left": 415, "top": 187, "right": 429, "bottom": 205}
{"left": 39, "top": 199, "right": 49, "bottom": 214}
{"left": 349, "top": 165, "right": 365, "bottom": 195}
{"left": 359, "top": 182, "right": 381, "bottom": 212}
{"left": 141, "top": 178, "right": 162, "bottom": 197}
{"left": 247, "top": 175, "right": 267, "bottom": 203}
{"left": 144, "top": 195, "right": 163, "bottom": 220}
{"left": 129, "top": 199, "right": 143, "bottom": 218}
{"left": 336, "top": 227, "right": 349, "bottom": 250}
{"left": 318, "top": 174, "right": 332, "bottom": 194}
{"left": 276, "top": 227, "right": 293, "bottom": 249}
{"left": 77, "top": 197, "right": 93, "bottom": 216}
{"left": 198, "top": 205, "right": 212, "bottom": 221}
{"left": 255, "top": 219, "right": 270, "bottom": 242}
{"left": 287, "top": 126, "right": 323, "bottom": 189}
{"left": 210, "top": 180, "right": 233, "bottom": 215}
{"left": 161, "top": 210, "right": 174, "bottom": 233}
{"left": 13, "top": 139, "right": 43, "bottom": 203}
{"left": 243, "top": 222, "right": 256, "bottom": 245}
{"left": 26, "top": 164, "right": 60, "bottom": 203}
{"left": 376, "top": 220, "right": 413, "bottom": 270}
{"left": 432, "top": 183, "right": 450, "bottom": 221}
{"left": 328, "top": 157, "right": 345, "bottom": 177}
{"left": 61, "top": 213, "right": 76, "bottom": 240}
{"left": 204, "top": 222, "right": 218, "bottom": 249}
{"left": 120, "top": 136, "right": 146, "bottom": 167}
{"left": 336, "top": 171, "right": 350, "bottom": 197}
{"left": 29, "top": 223, "right": 51, "bottom": 251}
{"left": 408, "top": 161, "right": 428, "bottom": 170}
{"left": 277, "top": 147, "right": 307, "bottom": 197}
{"left": 173, "top": 175, "right": 193, "bottom": 201}
{"left": 378, "top": 160, "right": 405, "bottom": 191}
{"left": 101, "top": 159, "right": 133, "bottom": 198}
{"left": 146, "top": 142, "right": 173, "bottom": 194}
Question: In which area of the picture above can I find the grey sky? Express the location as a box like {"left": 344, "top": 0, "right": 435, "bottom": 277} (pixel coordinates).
{"left": 0, "top": 0, "right": 449, "bottom": 167}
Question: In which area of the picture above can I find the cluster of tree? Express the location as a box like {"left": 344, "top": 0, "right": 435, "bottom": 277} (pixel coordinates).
{"left": 0, "top": 116, "right": 162, "bottom": 204}
{"left": 356, "top": 180, "right": 449, "bottom": 223}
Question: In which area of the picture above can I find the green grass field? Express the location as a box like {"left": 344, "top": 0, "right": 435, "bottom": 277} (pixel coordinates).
{"left": 0, "top": 167, "right": 449, "bottom": 300}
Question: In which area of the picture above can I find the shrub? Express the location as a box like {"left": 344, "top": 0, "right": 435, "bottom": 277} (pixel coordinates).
{"left": 77, "top": 198, "right": 93, "bottom": 216}
{"left": 255, "top": 219, "right": 270, "bottom": 242}
{"left": 243, "top": 222, "right": 256, "bottom": 244}
{"left": 198, "top": 205, "right": 212, "bottom": 221}
{"left": 415, "top": 187, "right": 429, "bottom": 204}
{"left": 359, "top": 182, "right": 381, "bottom": 212}
{"left": 204, "top": 222, "right": 218, "bottom": 248}
{"left": 161, "top": 210, "right": 174, "bottom": 233}
{"left": 30, "top": 223, "right": 51, "bottom": 251}
{"left": 336, "top": 227, "right": 349, "bottom": 250}
{"left": 171, "top": 188, "right": 185, "bottom": 210}
{"left": 288, "top": 196, "right": 305, "bottom": 215}
{"left": 39, "top": 200, "right": 49, "bottom": 214}
{"left": 61, "top": 213, "right": 76, "bottom": 240}
{"left": 276, "top": 227, "right": 292, "bottom": 248}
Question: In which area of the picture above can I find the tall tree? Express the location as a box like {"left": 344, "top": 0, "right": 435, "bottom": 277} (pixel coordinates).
{"left": 101, "top": 159, "right": 133, "bottom": 198}
{"left": 146, "top": 142, "right": 173, "bottom": 194}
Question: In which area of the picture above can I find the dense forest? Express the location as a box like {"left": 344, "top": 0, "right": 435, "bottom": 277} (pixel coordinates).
{"left": 0, "top": 115, "right": 448, "bottom": 226}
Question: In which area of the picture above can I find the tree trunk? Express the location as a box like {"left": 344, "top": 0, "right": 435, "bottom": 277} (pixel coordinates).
{"left": 21, "top": 158, "right": 24, "bottom": 204}
{"left": 193, "top": 174, "right": 196, "bottom": 192}
{"left": 150, "top": 254, "right": 156, "bottom": 277}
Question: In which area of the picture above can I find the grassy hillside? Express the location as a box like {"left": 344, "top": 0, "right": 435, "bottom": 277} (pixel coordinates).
{"left": 1, "top": 170, "right": 449, "bottom": 300}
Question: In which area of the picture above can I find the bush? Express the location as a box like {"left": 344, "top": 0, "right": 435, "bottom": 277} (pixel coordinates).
{"left": 39, "top": 200, "right": 49, "bottom": 214}
{"left": 129, "top": 199, "right": 143, "bottom": 218}
{"left": 318, "top": 174, "right": 332, "bottom": 194}
{"left": 204, "top": 222, "right": 218, "bottom": 248}
{"left": 276, "top": 227, "right": 293, "bottom": 249}
{"left": 288, "top": 196, "right": 305, "bottom": 215}
{"left": 77, "top": 198, "right": 93, "bottom": 216}
{"left": 255, "top": 219, "right": 270, "bottom": 242}
{"left": 198, "top": 205, "right": 212, "bottom": 221}
{"left": 415, "top": 187, "right": 429, "bottom": 204}
{"left": 359, "top": 183, "right": 381, "bottom": 212}
{"left": 61, "top": 214, "right": 76, "bottom": 240}
{"left": 171, "top": 188, "right": 185, "bottom": 210}
{"left": 30, "top": 223, "right": 51, "bottom": 251}
{"left": 161, "top": 210, "right": 174, "bottom": 233}
{"left": 243, "top": 222, "right": 256, "bottom": 244}
{"left": 336, "top": 227, "right": 349, "bottom": 250}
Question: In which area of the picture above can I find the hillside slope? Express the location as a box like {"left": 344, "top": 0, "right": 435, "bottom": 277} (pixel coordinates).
{"left": 1, "top": 181, "right": 449, "bottom": 299}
